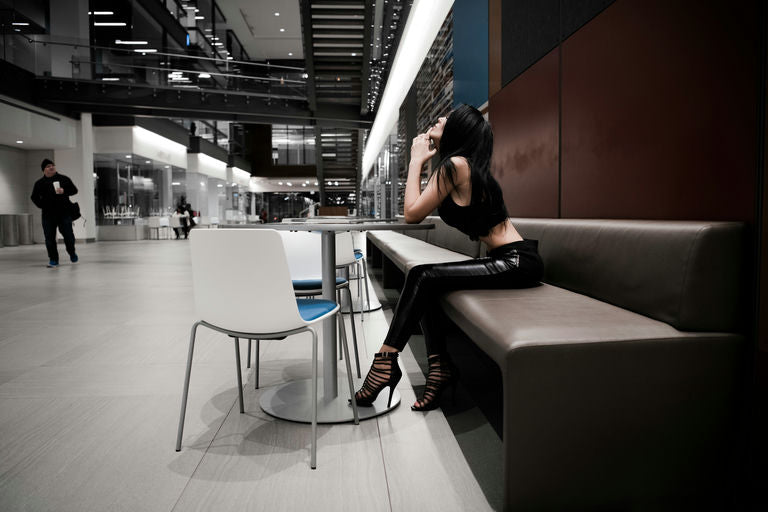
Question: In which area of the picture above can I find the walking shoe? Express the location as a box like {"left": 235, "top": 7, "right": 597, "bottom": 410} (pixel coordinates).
{"left": 47, "top": 260, "right": 59, "bottom": 268}
{"left": 70, "top": 253, "right": 79, "bottom": 263}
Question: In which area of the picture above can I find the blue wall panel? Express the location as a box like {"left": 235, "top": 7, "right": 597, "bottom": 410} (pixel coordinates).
{"left": 453, "top": 0, "right": 488, "bottom": 108}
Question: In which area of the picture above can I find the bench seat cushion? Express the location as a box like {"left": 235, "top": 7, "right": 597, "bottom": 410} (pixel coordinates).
{"left": 441, "top": 283, "right": 743, "bottom": 510}
{"left": 367, "top": 231, "right": 472, "bottom": 272}
{"left": 441, "top": 283, "right": 740, "bottom": 372}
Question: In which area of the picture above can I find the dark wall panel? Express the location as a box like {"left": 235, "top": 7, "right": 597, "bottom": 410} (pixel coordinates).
{"left": 501, "top": 0, "right": 559, "bottom": 85}
{"left": 501, "top": 0, "right": 617, "bottom": 86}
{"left": 560, "top": 0, "right": 615, "bottom": 40}
{"left": 560, "top": 0, "right": 759, "bottom": 221}
{"left": 490, "top": 49, "right": 559, "bottom": 218}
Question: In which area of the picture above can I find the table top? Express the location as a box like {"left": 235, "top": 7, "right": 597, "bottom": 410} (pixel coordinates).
{"left": 280, "top": 217, "right": 399, "bottom": 224}
{"left": 218, "top": 221, "right": 433, "bottom": 232}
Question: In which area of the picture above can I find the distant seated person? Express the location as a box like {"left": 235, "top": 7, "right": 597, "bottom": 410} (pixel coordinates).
{"left": 172, "top": 206, "right": 189, "bottom": 239}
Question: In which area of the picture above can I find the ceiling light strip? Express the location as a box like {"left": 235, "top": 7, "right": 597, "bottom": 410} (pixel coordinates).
{"left": 362, "top": 0, "right": 454, "bottom": 181}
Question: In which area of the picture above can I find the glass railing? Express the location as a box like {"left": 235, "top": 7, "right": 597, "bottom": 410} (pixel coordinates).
{"left": 1, "top": 34, "right": 307, "bottom": 100}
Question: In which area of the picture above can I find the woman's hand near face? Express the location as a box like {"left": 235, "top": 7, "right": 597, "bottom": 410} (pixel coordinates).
{"left": 410, "top": 132, "right": 436, "bottom": 166}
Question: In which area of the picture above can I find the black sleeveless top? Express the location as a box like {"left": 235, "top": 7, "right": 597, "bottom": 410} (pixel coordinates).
{"left": 437, "top": 175, "right": 509, "bottom": 241}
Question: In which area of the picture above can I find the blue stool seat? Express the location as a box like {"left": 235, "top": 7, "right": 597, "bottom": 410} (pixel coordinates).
{"left": 354, "top": 252, "right": 363, "bottom": 260}
{"left": 292, "top": 277, "right": 347, "bottom": 291}
{"left": 296, "top": 299, "right": 338, "bottom": 321}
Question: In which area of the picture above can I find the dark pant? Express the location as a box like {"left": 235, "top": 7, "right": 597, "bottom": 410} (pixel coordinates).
{"left": 383, "top": 239, "right": 543, "bottom": 355}
{"left": 42, "top": 214, "right": 76, "bottom": 262}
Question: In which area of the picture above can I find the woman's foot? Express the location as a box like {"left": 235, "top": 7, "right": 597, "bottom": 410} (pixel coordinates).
{"left": 353, "top": 352, "right": 402, "bottom": 407}
{"left": 411, "top": 354, "right": 458, "bottom": 411}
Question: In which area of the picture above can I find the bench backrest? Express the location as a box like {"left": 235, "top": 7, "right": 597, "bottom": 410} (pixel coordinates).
{"left": 401, "top": 215, "right": 481, "bottom": 258}
{"left": 511, "top": 218, "right": 746, "bottom": 333}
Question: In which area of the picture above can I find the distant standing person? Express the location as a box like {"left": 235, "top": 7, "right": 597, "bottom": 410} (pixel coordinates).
{"left": 259, "top": 208, "right": 268, "bottom": 223}
{"left": 183, "top": 200, "right": 195, "bottom": 237}
{"left": 30, "top": 158, "right": 79, "bottom": 267}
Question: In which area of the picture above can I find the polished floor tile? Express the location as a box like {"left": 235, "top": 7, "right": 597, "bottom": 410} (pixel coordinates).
{"left": 0, "top": 240, "right": 493, "bottom": 512}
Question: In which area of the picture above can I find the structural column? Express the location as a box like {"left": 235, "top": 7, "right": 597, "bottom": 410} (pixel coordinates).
{"left": 54, "top": 112, "right": 95, "bottom": 241}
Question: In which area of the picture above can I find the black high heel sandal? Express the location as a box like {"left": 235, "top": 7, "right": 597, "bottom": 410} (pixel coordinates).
{"left": 411, "top": 354, "right": 459, "bottom": 411}
{"left": 353, "top": 352, "right": 402, "bottom": 407}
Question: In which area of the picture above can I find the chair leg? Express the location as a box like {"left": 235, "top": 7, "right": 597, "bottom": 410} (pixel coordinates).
{"left": 233, "top": 337, "right": 244, "bottom": 414}
{"left": 247, "top": 338, "right": 251, "bottom": 368}
{"left": 310, "top": 327, "right": 318, "bottom": 469}
{"left": 337, "top": 289, "right": 343, "bottom": 360}
{"left": 176, "top": 321, "right": 201, "bottom": 451}
{"left": 362, "top": 258, "right": 371, "bottom": 312}
{"left": 344, "top": 285, "right": 361, "bottom": 378}
{"left": 254, "top": 339, "right": 260, "bottom": 389}
{"left": 356, "top": 260, "right": 364, "bottom": 321}
{"left": 338, "top": 312, "right": 360, "bottom": 425}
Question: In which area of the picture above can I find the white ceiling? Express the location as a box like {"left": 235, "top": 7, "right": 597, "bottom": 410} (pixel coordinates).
{"left": 216, "top": 0, "right": 303, "bottom": 61}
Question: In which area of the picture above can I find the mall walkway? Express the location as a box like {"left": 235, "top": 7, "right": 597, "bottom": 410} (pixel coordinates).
{"left": 0, "top": 240, "right": 493, "bottom": 512}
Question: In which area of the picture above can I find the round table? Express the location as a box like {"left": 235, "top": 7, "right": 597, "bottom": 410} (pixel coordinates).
{"left": 219, "top": 221, "right": 434, "bottom": 423}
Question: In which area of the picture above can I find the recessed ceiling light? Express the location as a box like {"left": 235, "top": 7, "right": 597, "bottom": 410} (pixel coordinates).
{"left": 198, "top": 73, "right": 211, "bottom": 78}
{"left": 288, "top": 52, "right": 293, "bottom": 56}
{"left": 351, "top": 52, "right": 356, "bottom": 56}
{"left": 115, "top": 40, "right": 147, "bottom": 45}
{"left": 274, "top": 12, "right": 280, "bottom": 16}
{"left": 145, "top": 160, "right": 151, "bottom": 164}
{"left": 165, "top": 165, "right": 170, "bottom": 169}
{"left": 94, "top": 22, "right": 127, "bottom": 26}
{"left": 12, "top": 22, "right": 29, "bottom": 26}
{"left": 195, "top": 16, "right": 204, "bottom": 20}
{"left": 279, "top": 28, "right": 285, "bottom": 32}
{"left": 15, "top": 140, "right": 23, "bottom": 144}
{"left": 125, "top": 155, "right": 132, "bottom": 158}
{"left": 101, "top": 77, "right": 119, "bottom": 81}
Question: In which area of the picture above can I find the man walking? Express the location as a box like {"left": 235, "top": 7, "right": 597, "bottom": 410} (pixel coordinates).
{"left": 30, "top": 158, "right": 79, "bottom": 267}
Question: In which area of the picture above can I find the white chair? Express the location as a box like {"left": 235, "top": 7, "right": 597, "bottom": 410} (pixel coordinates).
{"left": 148, "top": 216, "right": 170, "bottom": 239}
{"left": 247, "top": 231, "right": 361, "bottom": 383}
{"left": 351, "top": 231, "right": 371, "bottom": 320}
{"left": 175, "top": 228, "right": 359, "bottom": 469}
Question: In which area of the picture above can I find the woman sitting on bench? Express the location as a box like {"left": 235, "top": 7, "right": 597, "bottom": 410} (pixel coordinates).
{"left": 354, "top": 104, "right": 544, "bottom": 411}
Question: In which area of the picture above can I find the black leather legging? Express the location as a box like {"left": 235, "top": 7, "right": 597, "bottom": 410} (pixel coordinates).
{"left": 383, "top": 239, "right": 543, "bottom": 355}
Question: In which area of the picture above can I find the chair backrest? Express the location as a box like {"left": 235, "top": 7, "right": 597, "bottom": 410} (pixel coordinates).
{"left": 280, "top": 230, "right": 357, "bottom": 275}
{"left": 279, "top": 231, "right": 323, "bottom": 280}
{"left": 335, "top": 231, "right": 357, "bottom": 266}
{"left": 190, "top": 229, "right": 307, "bottom": 333}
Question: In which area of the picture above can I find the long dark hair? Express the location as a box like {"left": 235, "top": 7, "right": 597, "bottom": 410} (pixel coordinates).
{"left": 431, "top": 104, "right": 496, "bottom": 207}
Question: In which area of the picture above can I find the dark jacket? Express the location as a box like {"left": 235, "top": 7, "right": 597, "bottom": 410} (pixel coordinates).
{"left": 31, "top": 173, "right": 78, "bottom": 216}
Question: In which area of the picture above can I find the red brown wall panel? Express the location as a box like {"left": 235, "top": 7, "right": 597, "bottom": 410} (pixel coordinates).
{"left": 560, "top": 0, "right": 759, "bottom": 221}
{"left": 489, "top": 49, "right": 560, "bottom": 218}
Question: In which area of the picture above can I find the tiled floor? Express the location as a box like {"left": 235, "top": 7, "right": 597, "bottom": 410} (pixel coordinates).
{"left": 0, "top": 240, "right": 496, "bottom": 512}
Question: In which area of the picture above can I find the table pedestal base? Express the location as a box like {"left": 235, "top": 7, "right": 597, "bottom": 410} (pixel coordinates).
{"left": 259, "top": 377, "right": 400, "bottom": 423}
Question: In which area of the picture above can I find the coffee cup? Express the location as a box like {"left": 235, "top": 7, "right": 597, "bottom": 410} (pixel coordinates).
{"left": 53, "top": 181, "right": 60, "bottom": 190}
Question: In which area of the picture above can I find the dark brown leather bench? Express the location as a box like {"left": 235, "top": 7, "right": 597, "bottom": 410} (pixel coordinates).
{"left": 368, "top": 217, "right": 747, "bottom": 510}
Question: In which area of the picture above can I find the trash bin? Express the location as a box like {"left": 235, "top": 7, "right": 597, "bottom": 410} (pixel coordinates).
{"left": 17, "top": 213, "right": 33, "bottom": 245}
{"left": 0, "top": 214, "right": 19, "bottom": 247}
